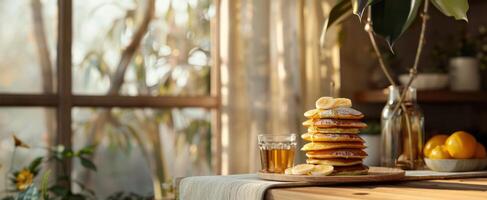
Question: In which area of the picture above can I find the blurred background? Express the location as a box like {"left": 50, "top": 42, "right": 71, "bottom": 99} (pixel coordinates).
{"left": 0, "top": 0, "right": 486, "bottom": 199}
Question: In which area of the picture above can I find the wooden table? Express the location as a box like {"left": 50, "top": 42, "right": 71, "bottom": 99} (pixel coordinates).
{"left": 266, "top": 178, "right": 487, "bottom": 200}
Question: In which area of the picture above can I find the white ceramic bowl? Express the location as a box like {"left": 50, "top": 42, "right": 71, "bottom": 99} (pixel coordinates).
{"left": 399, "top": 73, "right": 449, "bottom": 90}
{"left": 425, "top": 158, "right": 487, "bottom": 172}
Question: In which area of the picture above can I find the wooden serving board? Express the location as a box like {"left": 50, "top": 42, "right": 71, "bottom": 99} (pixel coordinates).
{"left": 258, "top": 167, "right": 404, "bottom": 183}
{"left": 404, "top": 170, "right": 487, "bottom": 181}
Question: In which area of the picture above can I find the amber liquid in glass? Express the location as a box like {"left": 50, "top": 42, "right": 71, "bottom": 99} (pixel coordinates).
{"left": 259, "top": 146, "right": 296, "bottom": 173}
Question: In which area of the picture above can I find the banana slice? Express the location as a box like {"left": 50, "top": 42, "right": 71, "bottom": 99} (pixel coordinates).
{"left": 304, "top": 109, "right": 320, "bottom": 118}
{"left": 310, "top": 164, "right": 334, "bottom": 176}
{"left": 302, "top": 119, "right": 314, "bottom": 126}
{"left": 315, "top": 97, "right": 334, "bottom": 109}
{"left": 334, "top": 98, "right": 352, "bottom": 108}
{"left": 291, "top": 164, "right": 315, "bottom": 175}
{"left": 315, "top": 97, "right": 352, "bottom": 109}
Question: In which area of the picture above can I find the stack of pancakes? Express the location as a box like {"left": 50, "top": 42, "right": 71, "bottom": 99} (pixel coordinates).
{"left": 301, "top": 97, "right": 369, "bottom": 175}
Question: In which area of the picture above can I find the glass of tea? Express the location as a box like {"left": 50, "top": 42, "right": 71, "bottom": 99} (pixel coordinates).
{"left": 258, "top": 134, "right": 297, "bottom": 173}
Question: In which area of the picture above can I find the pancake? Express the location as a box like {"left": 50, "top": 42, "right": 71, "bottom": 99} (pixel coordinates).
{"left": 301, "top": 141, "right": 366, "bottom": 151}
{"left": 307, "top": 126, "right": 360, "bottom": 134}
{"left": 306, "top": 149, "right": 368, "bottom": 159}
{"left": 332, "top": 164, "right": 369, "bottom": 175}
{"left": 303, "top": 119, "right": 367, "bottom": 128}
{"left": 304, "top": 108, "right": 364, "bottom": 119}
{"left": 306, "top": 158, "right": 363, "bottom": 166}
{"left": 302, "top": 133, "right": 364, "bottom": 142}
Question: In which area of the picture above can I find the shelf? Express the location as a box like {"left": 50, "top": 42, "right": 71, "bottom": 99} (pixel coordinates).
{"left": 355, "top": 90, "right": 487, "bottom": 104}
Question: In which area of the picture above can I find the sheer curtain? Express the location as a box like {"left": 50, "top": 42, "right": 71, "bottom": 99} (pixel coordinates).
{"left": 218, "top": 0, "right": 341, "bottom": 174}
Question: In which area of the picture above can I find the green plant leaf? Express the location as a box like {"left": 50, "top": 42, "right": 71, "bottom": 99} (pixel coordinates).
{"left": 77, "top": 145, "right": 96, "bottom": 156}
{"left": 62, "top": 149, "right": 74, "bottom": 158}
{"left": 325, "top": 0, "right": 353, "bottom": 30}
{"left": 79, "top": 157, "right": 97, "bottom": 171}
{"left": 49, "top": 185, "right": 68, "bottom": 197}
{"left": 40, "top": 171, "right": 50, "bottom": 200}
{"left": 431, "top": 0, "right": 468, "bottom": 21}
{"left": 371, "top": 0, "right": 423, "bottom": 48}
{"left": 28, "top": 157, "right": 43, "bottom": 174}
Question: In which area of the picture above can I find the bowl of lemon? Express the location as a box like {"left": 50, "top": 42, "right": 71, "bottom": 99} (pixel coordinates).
{"left": 424, "top": 131, "right": 487, "bottom": 172}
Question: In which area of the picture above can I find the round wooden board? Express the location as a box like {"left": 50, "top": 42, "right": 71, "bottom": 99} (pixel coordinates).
{"left": 258, "top": 167, "right": 404, "bottom": 183}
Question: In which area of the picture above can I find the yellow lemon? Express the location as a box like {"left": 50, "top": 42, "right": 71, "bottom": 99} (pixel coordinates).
{"left": 424, "top": 134, "right": 448, "bottom": 158}
{"left": 475, "top": 143, "right": 487, "bottom": 159}
{"left": 310, "top": 165, "right": 334, "bottom": 176}
{"left": 429, "top": 145, "right": 451, "bottom": 159}
{"left": 445, "top": 131, "right": 477, "bottom": 159}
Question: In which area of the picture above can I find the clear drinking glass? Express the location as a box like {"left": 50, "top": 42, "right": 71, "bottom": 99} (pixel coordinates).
{"left": 258, "top": 134, "right": 297, "bottom": 173}
{"left": 380, "top": 86, "right": 425, "bottom": 170}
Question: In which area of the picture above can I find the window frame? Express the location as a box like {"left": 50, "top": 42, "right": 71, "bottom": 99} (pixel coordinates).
{"left": 0, "top": 0, "right": 222, "bottom": 178}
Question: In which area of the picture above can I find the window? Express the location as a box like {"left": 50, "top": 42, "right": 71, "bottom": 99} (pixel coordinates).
{"left": 0, "top": 0, "right": 220, "bottom": 198}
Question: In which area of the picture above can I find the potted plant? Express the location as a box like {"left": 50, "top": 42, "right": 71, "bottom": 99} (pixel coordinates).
{"left": 397, "top": 42, "right": 450, "bottom": 91}
{"left": 398, "top": 73, "right": 449, "bottom": 91}
{"left": 323, "top": 0, "right": 469, "bottom": 169}
{"left": 448, "top": 26, "right": 487, "bottom": 91}
{"left": 449, "top": 31, "right": 481, "bottom": 91}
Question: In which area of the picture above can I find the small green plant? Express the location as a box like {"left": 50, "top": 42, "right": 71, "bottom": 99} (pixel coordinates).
{"left": 2, "top": 136, "right": 97, "bottom": 200}
{"left": 361, "top": 121, "right": 381, "bottom": 135}
{"left": 430, "top": 26, "right": 487, "bottom": 72}
{"left": 2, "top": 136, "right": 153, "bottom": 200}
{"left": 455, "top": 26, "right": 487, "bottom": 70}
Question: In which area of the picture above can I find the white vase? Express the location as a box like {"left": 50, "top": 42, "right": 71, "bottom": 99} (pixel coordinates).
{"left": 361, "top": 134, "right": 380, "bottom": 166}
{"left": 449, "top": 57, "right": 481, "bottom": 91}
{"left": 399, "top": 73, "right": 449, "bottom": 90}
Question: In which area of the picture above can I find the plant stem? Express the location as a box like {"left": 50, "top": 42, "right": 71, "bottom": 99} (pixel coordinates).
{"left": 390, "top": 0, "right": 430, "bottom": 116}
{"left": 5, "top": 148, "right": 16, "bottom": 193}
{"left": 402, "top": 103, "right": 415, "bottom": 168}
{"left": 365, "top": 12, "right": 397, "bottom": 86}
{"left": 365, "top": 0, "right": 430, "bottom": 169}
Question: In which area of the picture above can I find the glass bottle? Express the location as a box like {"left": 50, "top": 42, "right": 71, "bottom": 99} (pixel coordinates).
{"left": 380, "top": 86, "right": 425, "bottom": 170}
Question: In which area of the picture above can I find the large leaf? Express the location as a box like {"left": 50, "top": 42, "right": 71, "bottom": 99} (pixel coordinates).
{"left": 431, "top": 0, "right": 469, "bottom": 21}
{"left": 322, "top": 0, "right": 354, "bottom": 45}
{"left": 371, "top": 0, "right": 423, "bottom": 48}
{"left": 352, "top": 0, "right": 381, "bottom": 19}
{"left": 325, "top": 0, "right": 353, "bottom": 30}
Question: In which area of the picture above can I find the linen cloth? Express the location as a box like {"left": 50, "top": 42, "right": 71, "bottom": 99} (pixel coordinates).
{"left": 178, "top": 174, "right": 310, "bottom": 200}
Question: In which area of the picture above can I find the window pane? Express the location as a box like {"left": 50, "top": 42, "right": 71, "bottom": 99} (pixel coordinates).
{"left": 72, "top": 107, "right": 212, "bottom": 198}
{"left": 0, "top": 1, "right": 57, "bottom": 93}
{"left": 0, "top": 107, "right": 56, "bottom": 190}
{"left": 73, "top": 0, "right": 213, "bottom": 96}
